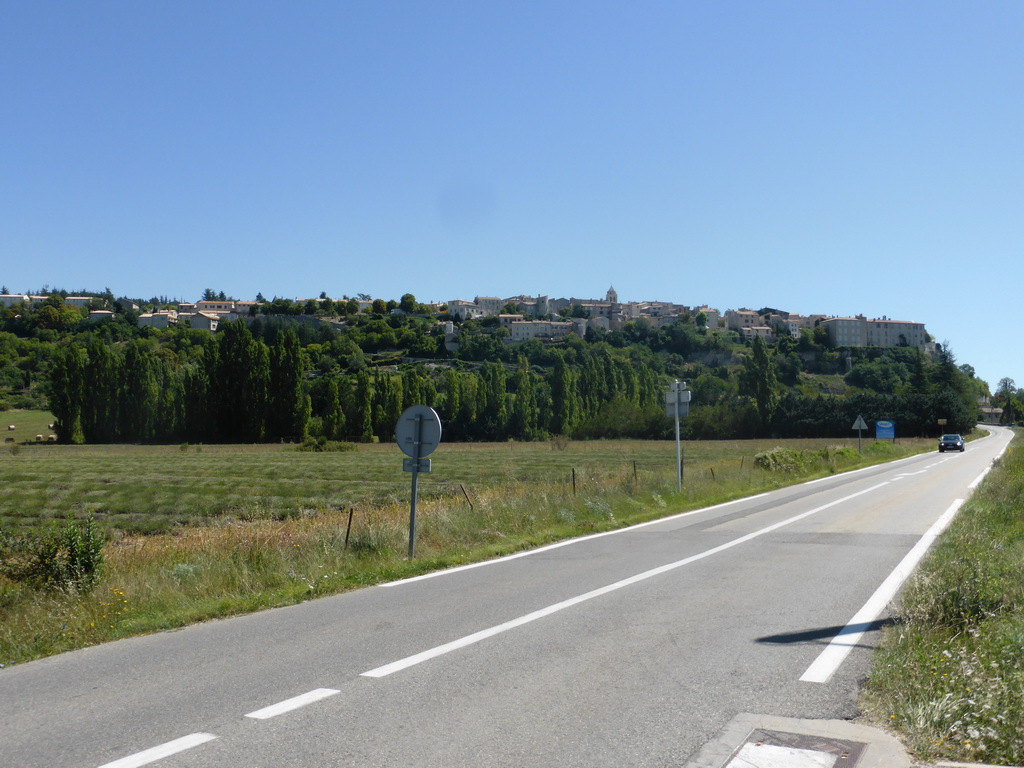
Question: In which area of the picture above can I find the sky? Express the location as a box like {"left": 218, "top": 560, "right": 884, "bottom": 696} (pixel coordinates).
{"left": 2, "top": 1, "right": 1021, "bottom": 392}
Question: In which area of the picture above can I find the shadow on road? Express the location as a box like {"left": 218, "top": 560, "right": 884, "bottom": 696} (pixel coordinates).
{"left": 756, "top": 618, "right": 896, "bottom": 647}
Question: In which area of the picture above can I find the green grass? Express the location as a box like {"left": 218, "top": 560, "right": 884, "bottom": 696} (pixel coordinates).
{"left": 862, "top": 430, "right": 1023, "bottom": 766}
{"left": 1, "top": 409, "right": 56, "bottom": 446}
{"left": 0, "top": 432, "right": 928, "bottom": 535}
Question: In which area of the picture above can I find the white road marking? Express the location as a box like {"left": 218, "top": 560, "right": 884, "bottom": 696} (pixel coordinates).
{"left": 800, "top": 498, "right": 965, "bottom": 683}
{"left": 96, "top": 733, "right": 216, "bottom": 768}
{"left": 894, "top": 470, "right": 927, "bottom": 477}
{"left": 384, "top": 453, "right": 930, "bottom": 590}
{"left": 245, "top": 688, "right": 340, "bottom": 720}
{"left": 969, "top": 466, "right": 992, "bottom": 489}
{"left": 381, "top": 493, "right": 770, "bottom": 587}
{"left": 363, "top": 483, "right": 889, "bottom": 678}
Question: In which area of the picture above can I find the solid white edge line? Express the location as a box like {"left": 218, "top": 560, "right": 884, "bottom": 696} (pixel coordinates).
{"left": 380, "top": 493, "right": 771, "bottom": 586}
{"left": 800, "top": 498, "right": 965, "bottom": 684}
{"left": 362, "top": 482, "right": 890, "bottom": 678}
{"left": 96, "top": 733, "right": 217, "bottom": 768}
{"left": 384, "top": 452, "right": 933, "bottom": 589}
{"left": 245, "top": 688, "right": 340, "bottom": 720}
{"left": 969, "top": 466, "right": 992, "bottom": 489}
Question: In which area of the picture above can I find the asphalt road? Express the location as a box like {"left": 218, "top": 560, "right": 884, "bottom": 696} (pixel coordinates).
{"left": 0, "top": 426, "right": 1013, "bottom": 768}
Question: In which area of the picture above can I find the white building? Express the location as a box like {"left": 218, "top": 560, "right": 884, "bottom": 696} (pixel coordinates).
{"left": 820, "top": 315, "right": 928, "bottom": 348}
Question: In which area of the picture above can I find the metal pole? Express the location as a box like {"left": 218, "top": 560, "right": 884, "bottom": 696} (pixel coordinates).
{"left": 408, "top": 465, "right": 419, "bottom": 558}
{"left": 675, "top": 400, "right": 682, "bottom": 493}
{"left": 408, "top": 413, "right": 423, "bottom": 558}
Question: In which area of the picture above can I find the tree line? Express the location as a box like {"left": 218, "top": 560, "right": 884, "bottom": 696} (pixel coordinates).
{"left": 46, "top": 321, "right": 667, "bottom": 444}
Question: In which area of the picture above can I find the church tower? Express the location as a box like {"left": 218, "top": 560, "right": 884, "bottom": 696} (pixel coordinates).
{"left": 606, "top": 285, "right": 618, "bottom": 304}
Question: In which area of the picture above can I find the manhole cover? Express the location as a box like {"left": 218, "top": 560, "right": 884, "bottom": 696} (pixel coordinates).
{"left": 723, "top": 729, "right": 867, "bottom": 767}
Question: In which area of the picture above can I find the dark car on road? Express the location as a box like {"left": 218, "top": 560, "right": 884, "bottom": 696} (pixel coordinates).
{"left": 938, "top": 433, "right": 965, "bottom": 452}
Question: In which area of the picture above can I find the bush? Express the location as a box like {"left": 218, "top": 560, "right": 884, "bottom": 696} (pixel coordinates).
{"left": 2, "top": 514, "right": 105, "bottom": 593}
{"left": 753, "top": 447, "right": 805, "bottom": 473}
{"left": 295, "top": 436, "right": 357, "bottom": 453}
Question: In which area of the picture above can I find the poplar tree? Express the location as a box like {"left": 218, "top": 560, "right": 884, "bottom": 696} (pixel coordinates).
{"left": 510, "top": 357, "right": 540, "bottom": 440}
{"left": 549, "top": 353, "right": 580, "bottom": 436}
{"left": 48, "top": 343, "right": 88, "bottom": 443}
{"left": 215, "top": 321, "right": 269, "bottom": 442}
{"left": 267, "top": 329, "right": 309, "bottom": 441}
{"left": 322, "top": 376, "right": 345, "bottom": 439}
{"left": 740, "top": 336, "right": 780, "bottom": 434}
{"left": 351, "top": 369, "right": 373, "bottom": 441}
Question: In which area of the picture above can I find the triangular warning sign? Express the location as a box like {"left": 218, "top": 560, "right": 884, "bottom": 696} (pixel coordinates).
{"left": 852, "top": 416, "right": 868, "bottom": 431}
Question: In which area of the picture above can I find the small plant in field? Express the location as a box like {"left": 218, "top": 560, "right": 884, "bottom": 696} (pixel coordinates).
{"left": 8, "top": 442, "right": 20, "bottom": 456}
{"left": 95, "top": 586, "right": 131, "bottom": 630}
{"left": 295, "top": 436, "right": 357, "bottom": 452}
{"left": 19, "top": 513, "right": 105, "bottom": 593}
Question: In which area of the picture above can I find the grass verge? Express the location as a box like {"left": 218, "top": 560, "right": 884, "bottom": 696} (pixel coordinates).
{"left": 2, "top": 435, "right": 933, "bottom": 669}
{"left": 862, "top": 429, "right": 1023, "bottom": 766}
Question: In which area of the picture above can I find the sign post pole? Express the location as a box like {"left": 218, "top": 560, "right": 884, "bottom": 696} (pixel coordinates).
{"left": 408, "top": 413, "right": 422, "bottom": 559}
{"left": 852, "top": 414, "right": 868, "bottom": 452}
{"left": 665, "top": 381, "right": 691, "bottom": 493}
{"left": 395, "top": 405, "right": 442, "bottom": 559}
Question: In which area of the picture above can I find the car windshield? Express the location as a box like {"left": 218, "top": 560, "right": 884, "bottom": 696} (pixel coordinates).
{"left": 941, "top": 434, "right": 961, "bottom": 441}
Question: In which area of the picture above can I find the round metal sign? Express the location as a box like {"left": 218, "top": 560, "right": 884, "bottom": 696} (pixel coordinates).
{"left": 395, "top": 405, "right": 442, "bottom": 458}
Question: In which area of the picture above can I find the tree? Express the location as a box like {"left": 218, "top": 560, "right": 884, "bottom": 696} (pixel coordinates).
{"left": 549, "top": 353, "right": 580, "bottom": 436}
{"left": 345, "top": 370, "right": 370, "bottom": 441}
{"left": 371, "top": 299, "right": 388, "bottom": 315}
{"left": 215, "top": 321, "right": 270, "bottom": 442}
{"left": 478, "top": 362, "right": 508, "bottom": 438}
{"left": 399, "top": 293, "right": 417, "bottom": 314}
{"left": 47, "top": 343, "right": 88, "bottom": 443}
{"left": 120, "top": 340, "right": 161, "bottom": 441}
{"left": 322, "top": 375, "right": 345, "bottom": 439}
{"left": 267, "top": 330, "right": 309, "bottom": 441}
{"left": 509, "top": 357, "right": 541, "bottom": 440}
{"left": 740, "top": 336, "right": 779, "bottom": 435}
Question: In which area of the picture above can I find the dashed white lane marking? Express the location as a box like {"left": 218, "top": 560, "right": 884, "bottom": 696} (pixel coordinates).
{"left": 727, "top": 742, "right": 835, "bottom": 768}
{"left": 363, "top": 483, "right": 889, "bottom": 678}
{"left": 245, "top": 688, "right": 340, "bottom": 720}
{"left": 96, "top": 733, "right": 216, "bottom": 768}
{"left": 800, "top": 498, "right": 965, "bottom": 683}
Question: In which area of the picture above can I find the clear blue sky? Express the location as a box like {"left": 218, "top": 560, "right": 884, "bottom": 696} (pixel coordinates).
{"left": 2, "top": 1, "right": 1021, "bottom": 392}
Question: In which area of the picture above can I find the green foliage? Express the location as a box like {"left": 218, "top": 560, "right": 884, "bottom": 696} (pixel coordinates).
{"left": 740, "top": 336, "right": 780, "bottom": 435}
{"left": 1, "top": 514, "right": 105, "bottom": 593}
{"left": 295, "top": 436, "right": 357, "bottom": 452}
{"left": 753, "top": 447, "right": 805, "bottom": 473}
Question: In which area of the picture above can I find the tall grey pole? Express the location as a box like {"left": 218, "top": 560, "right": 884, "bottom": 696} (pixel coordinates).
{"left": 674, "top": 400, "right": 682, "bottom": 493}
{"left": 408, "top": 413, "right": 423, "bottom": 559}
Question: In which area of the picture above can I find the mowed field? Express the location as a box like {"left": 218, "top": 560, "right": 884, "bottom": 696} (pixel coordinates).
{"left": 1, "top": 410, "right": 934, "bottom": 535}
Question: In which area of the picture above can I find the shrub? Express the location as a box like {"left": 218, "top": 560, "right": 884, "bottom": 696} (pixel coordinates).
{"left": 753, "top": 447, "right": 805, "bottom": 472}
{"left": 295, "top": 436, "right": 357, "bottom": 453}
{"left": 12, "top": 514, "right": 105, "bottom": 593}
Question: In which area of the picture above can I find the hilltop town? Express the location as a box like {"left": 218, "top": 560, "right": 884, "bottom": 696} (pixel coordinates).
{"left": 0, "top": 286, "right": 931, "bottom": 352}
